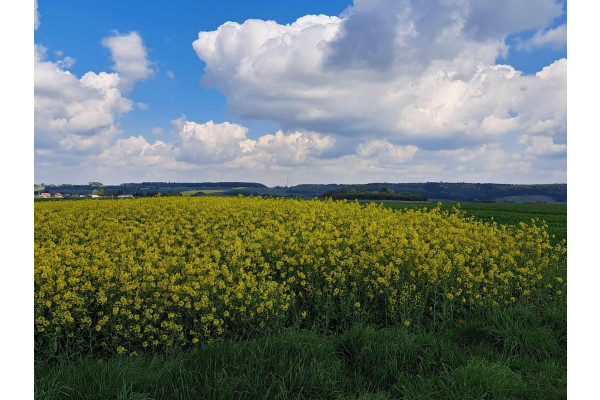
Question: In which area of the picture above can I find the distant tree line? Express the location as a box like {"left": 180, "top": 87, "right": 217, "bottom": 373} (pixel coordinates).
{"left": 292, "top": 182, "right": 567, "bottom": 202}
{"left": 322, "top": 188, "right": 428, "bottom": 201}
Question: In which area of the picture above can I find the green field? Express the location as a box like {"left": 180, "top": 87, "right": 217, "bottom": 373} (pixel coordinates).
{"left": 35, "top": 201, "right": 566, "bottom": 400}
{"left": 181, "top": 189, "right": 228, "bottom": 196}
{"left": 379, "top": 202, "right": 567, "bottom": 245}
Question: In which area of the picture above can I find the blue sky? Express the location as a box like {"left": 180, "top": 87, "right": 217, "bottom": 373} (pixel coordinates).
{"left": 34, "top": 0, "right": 567, "bottom": 185}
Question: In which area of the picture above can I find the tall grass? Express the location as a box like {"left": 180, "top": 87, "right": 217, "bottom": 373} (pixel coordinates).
{"left": 36, "top": 301, "right": 566, "bottom": 400}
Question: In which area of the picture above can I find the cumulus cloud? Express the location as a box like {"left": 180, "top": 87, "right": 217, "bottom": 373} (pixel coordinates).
{"left": 168, "top": 119, "right": 335, "bottom": 168}
{"left": 192, "top": 0, "right": 566, "bottom": 148}
{"left": 35, "top": 50, "right": 132, "bottom": 154}
{"left": 516, "top": 24, "right": 567, "bottom": 51}
{"left": 101, "top": 31, "right": 155, "bottom": 90}
{"left": 173, "top": 119, "right": 250, "bottom": 163}
{"left": 519, "top": 135, "right": 566, "bottom": 156}
{"left": 87, "top": 118, "right": 419, "bottom": 184}
{"left": 97, "top": 136, "right": 179, "bottom": 167}
{"left": 34, "top": 28, "right": 155, "bottom": 178}
{"left": 356, "top": 140, "right": 417, "bottom": 165}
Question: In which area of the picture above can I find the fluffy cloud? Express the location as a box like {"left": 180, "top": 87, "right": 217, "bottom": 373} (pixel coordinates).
{"left": 356, "top": 140, "right": 417, "bottom": 165}
{"left": 34, "top": 46, "right": 132, "bottom": 154}
{"left": 83, "top": 122, "right": 419, "bottom": 184}
{"left": 169, "top": 119, "right": 335, "bottom": 168}
{"left": 173, "top": 119, "right": 250, "bottom": 163}
{"left": 516, "top": 24, "right": 567, "bottom": 51}
{"left": 56, "top": 56, "right": 76, "bottom": 69}
{"left": 193, "top": 0, "right": 566, "bottom": 148}
{"left": 519, "top": 135, "right": 566, "bottom": 156}
{"left": 97, "top": 136, "right": 181, "bottom": 168}
{"left": 101, "top": 31, "right": 155, "bottom": 90}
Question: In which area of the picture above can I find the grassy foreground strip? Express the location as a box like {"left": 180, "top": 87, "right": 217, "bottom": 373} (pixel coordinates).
{"left": 35, "top": 302, "right": 566, "bottom": 400}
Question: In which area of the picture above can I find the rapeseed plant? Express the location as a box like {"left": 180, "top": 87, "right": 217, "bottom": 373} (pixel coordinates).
{"left": 34, "top": 197, "right": 566, "bottom": 359}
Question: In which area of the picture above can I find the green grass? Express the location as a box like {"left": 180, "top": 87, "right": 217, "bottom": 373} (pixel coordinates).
{"left": 379, "top": 202, "right": 567, "bottom": 244}
{"left": 35, "top": 302, "right": 566, "bottom": 399}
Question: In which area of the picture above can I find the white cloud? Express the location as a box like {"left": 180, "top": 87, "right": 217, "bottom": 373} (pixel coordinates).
{"left": 516, "top": 24, "right": 567, "bottom": 51}
{"left": 97, "top": 136, "right": 179, "bottom": 167}
{"left": 151, "top": 127, "right": 164, "bottom": 135}
{"left": 173, "top": 119, "right": 249, "bottom": 163}
{"left": 240, "top": 130, "right": 335, "bottom": 167}
{"left": 438, "top": 144, "right": 532, "bottom": 175}
{"left": 192, "top": 0, "right": 566, "bottom": 147}
{"left": 166, "top": 70, "right": 175, "bottom": 79}
{"left": 101, "top": 31, "right": 155, "bottom": 90}
{"left": 34, "top": 45, "right": 133, "bottom": 158}
{"left": 519, "top": 135, "right": 566, "bottom": 156}
{"left": 136, "top": 102, "right": 149, "bottom": 110}
{"left": 356, "top": 140, "right": 417, "bottom": 165}
{"left": 80, "top": 119, "right": 339, "bottom": 181}
{"left": 56, "top": 56, "right": 76, "bottom": 69}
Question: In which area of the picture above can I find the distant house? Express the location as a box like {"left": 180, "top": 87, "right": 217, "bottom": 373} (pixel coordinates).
{"left": 117, "top": 194, "right": 133, "bottom": 198}
{"left": 54, "top": 193, "right": 63, "bottom": 198}
{"left": 40, "top": 193, "right": 51, "bottom": 198}
{"left": 90, "top": 194, "right": 99, "bottom": 198}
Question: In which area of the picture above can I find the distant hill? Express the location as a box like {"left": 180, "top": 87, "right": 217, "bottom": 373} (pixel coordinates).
{"left": 34, "top": 181, "right": 566, "bottom": 203}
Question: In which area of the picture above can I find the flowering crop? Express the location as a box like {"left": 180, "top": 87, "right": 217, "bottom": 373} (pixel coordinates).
{"left": 34, "top": 197, "right": 566, "bottom": 358}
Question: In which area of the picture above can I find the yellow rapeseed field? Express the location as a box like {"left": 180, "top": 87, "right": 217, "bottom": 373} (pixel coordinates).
{"left": 34, "top": 197, "right": 566, "bottom": 357}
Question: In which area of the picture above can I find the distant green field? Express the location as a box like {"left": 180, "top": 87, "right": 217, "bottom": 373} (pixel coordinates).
{"left": 181, "top": 189, "right": 231, "bottom": 196}
{"left": 379, "top": 202, "right": 567, "bottom": 244}
{"left": 496, "top": 195, "right": 558, "bottom": 204}
{"left": 201, "top": 189, "right": 226, "bottom": 194}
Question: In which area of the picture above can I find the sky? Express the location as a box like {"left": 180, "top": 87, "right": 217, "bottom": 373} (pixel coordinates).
{"left": 34, "top": 0, "right": 567, "bottom": 186}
